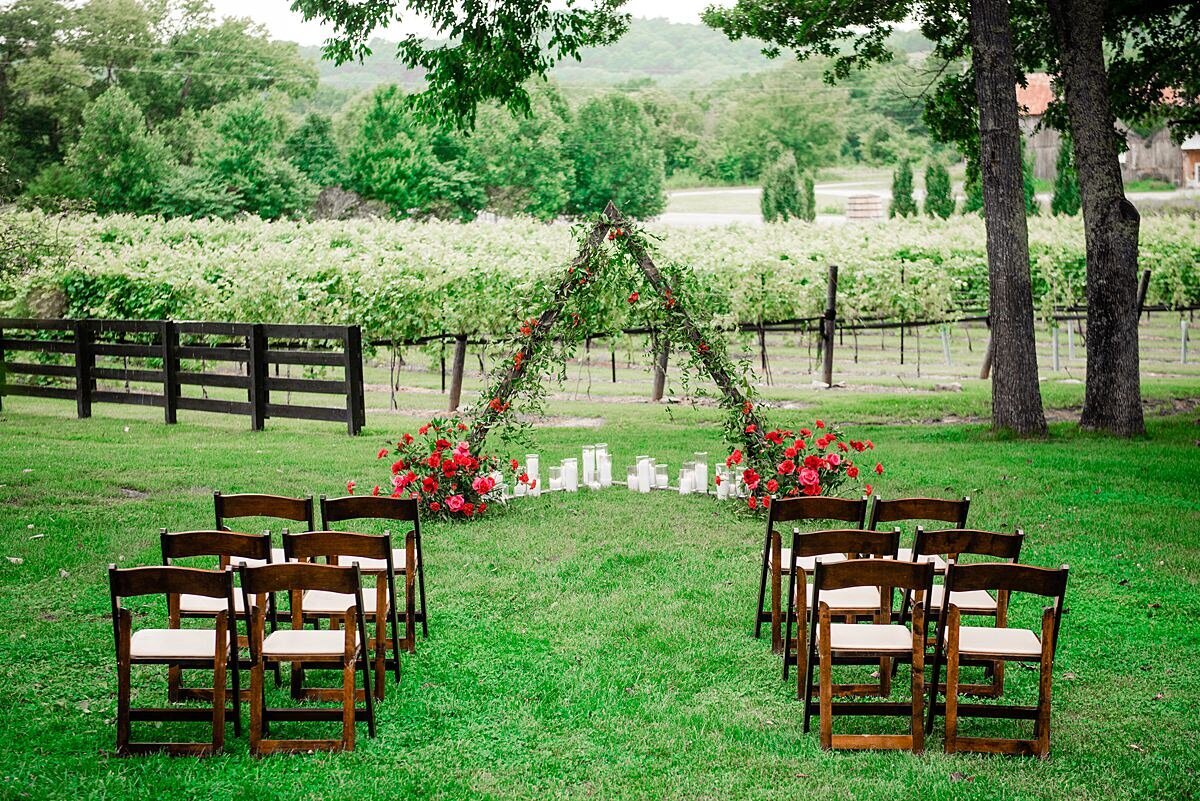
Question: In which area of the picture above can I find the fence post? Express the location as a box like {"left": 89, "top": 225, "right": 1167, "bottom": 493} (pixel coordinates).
{"left": 1136, "top": 269, "right": 1151, "bottom": 318}
{"left": 0, "top": 324, "right": 5, "bottom": 412}
{"left": 247, "top": 323, "right": 267, "bottom": 431}
{"left": 980, "top": 317, "right": 994, "bottom": 380}
{"left": 448, "top": 334, "right": 467, "bottom": 412}
{"left": 822, "top": 264, "right": 838, "bottom": 388}
{"left": 344, "top": 325, "right": 365, "bottom": 435}
{"left": 1182, "top": 317, "right": 1189, "bottom": 365}
{"left": 161, "top": 320, "right": 178, "bottom": 424}
{"left": 611, "top": 347, "right": 617, "bottom": 383}
{"left": 651, "top": 333, "right": 668, "bottom": 402}
{"left": 1051, "top": 325, "right": 1060, "bottom": 372}
{"left": 941, "top": 326, "right": 952, "bottom": 366}
{"left": 73, "top": 319, "right": 93, "bottom": 419}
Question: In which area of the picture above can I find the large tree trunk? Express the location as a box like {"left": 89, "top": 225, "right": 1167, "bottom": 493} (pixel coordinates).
{"left": 1048, "top": 0, "right": 1145, "bottom": 436}
{"left": 969, "top": 0, "right": 1048, "bottom": 435}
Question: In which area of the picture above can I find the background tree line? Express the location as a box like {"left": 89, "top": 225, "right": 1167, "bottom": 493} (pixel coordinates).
{"left": 0, "top": 1, "right": 960, "bottom": 222}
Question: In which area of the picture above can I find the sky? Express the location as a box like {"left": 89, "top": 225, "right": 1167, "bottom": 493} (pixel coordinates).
{"left": 206, "top": 1, "right": 724, "bottom": 46}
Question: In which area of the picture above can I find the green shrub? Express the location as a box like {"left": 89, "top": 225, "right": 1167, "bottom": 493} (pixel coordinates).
{"left": 923, "top": 161, "right": 954, "bottom": 219}
{"left": 889, "top": 160, "right": 917, "bottom": 218}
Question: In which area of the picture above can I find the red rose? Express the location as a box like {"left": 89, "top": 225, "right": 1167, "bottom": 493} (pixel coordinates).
{"left": 371, "top": 485, "right": 380, "bottom": 496}
{"left": 847, "top": 466, "right": 859, "bottom": 478}
{"left": 802, "top": 483, "right": 821, "bottom": 496}
{"left": 346, "top": 480, "right": 356, "bottom": 494}
{"left": 804, "top": 454, "right": 823, "bottom": 469}
{"left": 777, "top": 459, "right": 795, "bottom": 475}
{"left": 376, "top": 447, "right": 389, "bottom": 459}
{"left": 742, "top": 468, "right": 761, "bottom": 489}
{"left": 478, "top": 502, "right": 487, "bottom": 514}
{"left": 837, "top": 442, "right": 848, "bottom": 452}
{"left": 726, "top": 449, "right": 743, "bottom": 467}
{"left": 875, "top": 463, "right": 884, "bottom": 475}
{"left": 742, "top": 401, "right": 753, "bottom": 416}
{"left": 391, "top": 459, "right": 405, "bottom": 475}
{"left": 418, "top": 424, "right": 429, "bottom": 435}
{"left": 510, "top": 459, "right": 519, "bottom": 470}
{"left": 784, "top": 446, "right": 797, "bottom": 458}
{"left": 815, "top": 420, "right": 825, "bottom": 429}
{"left": 462, "top": 502, "right": 475, "bottom": 517}
{"left": 747, "top": 496, "right": 758, "bottom": 510}
{"left": 518, "top": 472, "right": 529, "bottom": 484}
{"left": 799, "top": 428, "right": 812, "bottom": 438}
{"left": 426, "top": 453, "right": 441, "bottom": 469}
{"left": 745, "top": 424, "right": 757, "bottom": 434}
{"left": 628, "top": 291, "right": 639, "bottom": 303}
{"left": 864, "top": 483, "right": 873, "bottom": 496}
{"left": 765, "top": 430, "right": 784, "bottom": 444}
{"left": 429, "top": 501, "right": 441, "bottom": 512}
{"left": 421, "top": 476, "right": 439, "bottom": 494}
{"left": 458, "top": 422, "right": 467, "bottom": 431}
{"left": 765, "top": 478, "right": 779, "bottom": 494}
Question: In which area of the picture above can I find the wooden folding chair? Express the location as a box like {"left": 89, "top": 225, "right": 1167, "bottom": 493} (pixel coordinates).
{"left": 321, "top": 494, "right": 427, "bottom": 639}
{"left": 239, "top": 562, "right": 375, "bottom": 755}
{"left": 283, "top": 529, "right": 415, "bottom": 700}
{"left": 160, "top": 528, "right": 273, "bottom": 702}
{"left": 868, "top": 495, "right": 971, "bottom": 570}
{"left": 755, "top": 495, "right": 868, "bottom": 652}
{"left": 214, "top": 491, "right": 315, "bottom": 565}
{"left": 109, "top": 564, "right": 239, "bottom": 756}
{"left": 898, "top": 527, "right": 1024, "bottom": 695}
{"left": 928, "top": 562, "right": 1069, "bottom": 756}
{"left": 782, "top": 528, "right": 900, "bottom": 694}
{"left": 804, "top": 558, "right": 936, "bottom": 752}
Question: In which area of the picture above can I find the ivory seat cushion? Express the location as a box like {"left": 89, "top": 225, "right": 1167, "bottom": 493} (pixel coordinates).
{"left": 179, "top": 592, "right": 246, "bottom": 614}
{"left": 303, "top": 589, "right": 383, "bottom": 615}
{"left": 771, "top": 550, "right": 847, "bottom": 572}
{"left": 229, "top": 548, "right": 286, "bottom": 568}
{"left": 343, "top": 550, "right": 413, "bottom": 573}
{"left": 130, "top": 628, "right": 218, "bottom": 660}
{"left": 927, "top": 586, "right": 997, "bottom": 613}
{"left": 262, "top": 629, "right": 359, "bottom": 658}
{"left": 797, "top": 584, "right": 882, "bottom": 611}
{"left": 821, "top": 622, "right": 913, "bottom": 652}
{"left": 897, "top": 549, "right": 949, "bottom": 571}
{"left": 949, "top": 626, "right": 1042, "bottom": 659}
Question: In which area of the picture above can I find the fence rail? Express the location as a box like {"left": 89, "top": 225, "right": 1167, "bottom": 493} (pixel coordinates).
{"left": 0, "top": 319, "right": 365, "bottom": 434}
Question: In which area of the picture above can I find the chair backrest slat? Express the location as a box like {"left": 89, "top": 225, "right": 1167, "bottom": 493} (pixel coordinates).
{"left": 109, "top": 564, "right": 231, "bottom": 599}
{"left": 913, "top": 527, "right": 1024, "bottom": 562}
{"left": 239, "top": 562, "right": 361, "bottom": 596}
{"left": 284, "top": 530, "right": 392, "bottom": 562}
{"left": 769, "top": 496, "right": 868, "bottom": 528}
{"left": 160, "top": 529, "right": 272, "bottom": 562}
{"left": 814, "top": 557, "right": 935, "bottom": 593}
{"left": 946, "top": 562, "right": 1069, "bottom": 598}
{"left": 320, "top": 494, "right": 419, "bottom": 527}
{"left": 869, "top": 496, "right": 970, "bottom": 529}
{"left": 214, "top": 491, "right": 314, "bottom": 530}
{"left": 791, "top": 528, "right": 899, "bottom": 559}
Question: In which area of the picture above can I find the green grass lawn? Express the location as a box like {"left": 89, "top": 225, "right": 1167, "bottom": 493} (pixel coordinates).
{"left": 1, "top": 393, "right": 1198, "bottom": 799}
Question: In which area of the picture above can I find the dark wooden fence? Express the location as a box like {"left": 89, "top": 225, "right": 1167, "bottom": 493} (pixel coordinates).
{"left": 0, "top": 319, "right": 365, "bottom": 434}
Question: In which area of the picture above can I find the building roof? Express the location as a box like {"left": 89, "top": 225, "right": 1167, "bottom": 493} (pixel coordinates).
{"left": 1183, "top": 134, "right": 1200, "bottom": 151}
{"left": 1016, "top": 73, "right": 1055, "bottom": 117}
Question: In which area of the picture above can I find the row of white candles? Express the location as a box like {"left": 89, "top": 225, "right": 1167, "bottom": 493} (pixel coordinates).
{"left": 625, "top": 453, "right": 710, "bottom": 495}
{"left": 516, "top": 443, "right": 615, "bottom": 494}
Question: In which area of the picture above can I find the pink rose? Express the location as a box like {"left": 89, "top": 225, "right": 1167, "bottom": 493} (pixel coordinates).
{"left": 799, "top": 467, "right": 819, "bottom": 486}
{"left": 446, "top": 494, "right": 465, "bottom": 512}
{"left": 827, "top": 453, "right": 841, "bottom": 467}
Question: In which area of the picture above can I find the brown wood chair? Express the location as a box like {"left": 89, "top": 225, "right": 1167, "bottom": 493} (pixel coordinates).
{"left": 283, "top": 529, "right": 415, "bottom": 700}
{"left": 321, "top": 494, "right": 427, "bottom": 639}
{"left": 868, "top": 496, "right": 971, "bottom": 571}
{"left": 239, "top": 562, "right": 376, "bottom": 755}
{"left": 927, "top": 562, "right": 1069, "bottom": 757}
{"left": 213, "top": 491, "right": 315, "bottom": 565}
{"left": 804, "top": 558, "right": 936, "bottom": 752}
{"left": 108, "top": 564, "right": 239, "bottom": 756}
{"left": 755, "top": 495, "right": 868, "bottom": 652}
{"left": 899, "top": 527, "right": 1025, "bottom": 695}
{"left": 782, "top": 528, "right": 900, "bottom": 694}
{"left": 160, "top": 528, "right": 274, "bottom": 701}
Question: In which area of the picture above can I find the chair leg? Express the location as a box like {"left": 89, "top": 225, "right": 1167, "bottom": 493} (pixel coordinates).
{"left": 796, "top": 618, "right": 809, "bottom": 702}
{"left": 212, "top": 638, "right": 227, "bottom": 753}
{"left": 818, "top": 607, "right": 833, "bottom": 750}
{"left": 770, "top": 533, "right": 783, "bottom": 652}
{"left": 910, "top": 609, "right": 925, "bottom": 754}
{"left": 943, "top": 610, "right": 961, "bottom": 754}
{"left": 341, "top": 652, "right": 355, "bottom": 751}
{"left": 416, "top": 535, "right": 428, "bottom": 638}
{"left": 249, "top": 657, "right": 264, "bottom": 756}
{"left": 753, "top": 529, "right": 770, "bottom": 638}
{"left": 1035, "top": 620, "right": 1055, "bottom": 758}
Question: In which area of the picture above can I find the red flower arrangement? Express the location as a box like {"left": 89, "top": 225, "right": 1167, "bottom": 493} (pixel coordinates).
{"left": 727, "top": 419, "right": 879, "bottom": 511}
{"left": 354, "top": 417, "right": 528, "bottom": 520}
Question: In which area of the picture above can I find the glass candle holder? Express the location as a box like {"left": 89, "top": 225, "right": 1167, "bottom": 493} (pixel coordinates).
{"left": 548, "top": 466, "right": 562, "bottom": 491}
{"left": 693, "top": 452, "right": 708, "bottom": 494}
{"left": 654, "top": 464, "right": 669, "bottom": 489}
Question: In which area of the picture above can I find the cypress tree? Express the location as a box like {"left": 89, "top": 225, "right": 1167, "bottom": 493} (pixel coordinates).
{"left": 961, "top": 156, "right": 984, "bottom": 214}
{"left": 1023, "top": 147, "right": 1041, "bottom": 215}
{"left": 801, "top": 171, "right": 816, "bottom": 221}
{"left": 889, "top": 159, "right": 917, "bottom": 218}
{"left": 1051, "top": 135, "right": 1081, "bottom": 216}
{"left": 760, "top": 151, "right": 803, "bottom": 222}
{"left": 923, "top": 161, "right": 955, "bottom": 219}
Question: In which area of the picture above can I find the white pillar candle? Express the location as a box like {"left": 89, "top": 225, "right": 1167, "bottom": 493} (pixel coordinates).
{"left": 582, "top": 446, "right": 595, "bottom": 486}
{"left": 679, "top": 469, "right": 693, "bottom": 495}
{"left": 548, "top": 466, "right": 562, "bottom": 491}
{"left": 599, "top": 450, "right": 612, "bottom": 488}
{"left": 693, "top": 452, "right": 708, "bottom": 495}
{"left": 562, "top": 458, "right": 578, "bottom": 492}
{"left": 526, "top": 454, "right": 540, "bottom": 497}
{"left": 637, "top": 456, "right": 652, "bottom": 493}
{"left": 655, "top": 464, "right": 669, "bottom": 489}
{"left": 627, "top": 465, "right": 638, "bottom": 490}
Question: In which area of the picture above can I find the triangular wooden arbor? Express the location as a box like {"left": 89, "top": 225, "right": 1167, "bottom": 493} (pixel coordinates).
{"left": 466, "top": 202, "right": 767, "bottom": 457}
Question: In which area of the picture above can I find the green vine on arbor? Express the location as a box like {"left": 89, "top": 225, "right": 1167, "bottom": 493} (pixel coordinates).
{"left": 463, "top": 201, "right": 772, "bottom": 468}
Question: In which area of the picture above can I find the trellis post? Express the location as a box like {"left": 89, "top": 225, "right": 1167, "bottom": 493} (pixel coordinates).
{"left": 448, "top": 335, "right": 467, "bottom": 412}
{"left": 822, "top": 264, "right": 838, "bottom": 388}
